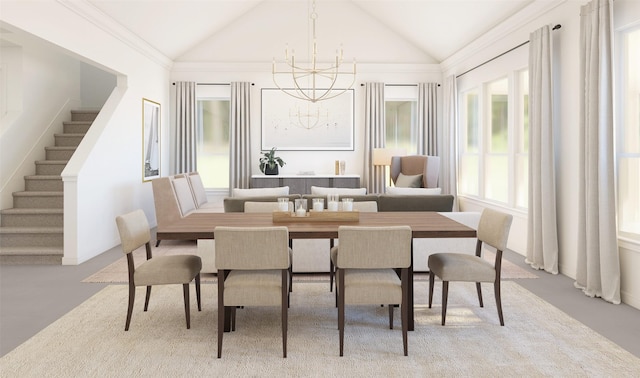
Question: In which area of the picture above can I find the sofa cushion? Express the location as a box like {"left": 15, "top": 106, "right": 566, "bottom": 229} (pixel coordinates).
{"left": 310, "top": 186, "right": 367, "bottom": 196}
{"left": 395, "top": 173, "right": 423, "bottom": 188}
{"left": 232, "top": 186, "right": 289, "bottom": 198}
{"left": 377, "top": 194, "right": 453, "bottom": 212}
{"left": 385, "top": 186, "right": 442, "bottom": 195}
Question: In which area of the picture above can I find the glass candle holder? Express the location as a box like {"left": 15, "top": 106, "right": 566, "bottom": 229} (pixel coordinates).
{"left": 277, "top": 197, "right": 289, "bottom": 212}
{"left": 327, "top": 194, "right": 339, "bottom": 211}
{"left": 342, "top": 198, "right": 353, "bottom": 211}
{"left": 312, "top": 198, "right": 324, "bottom": 212}
{"left": 294, "top": 198, "right": 307, "bottom": 216}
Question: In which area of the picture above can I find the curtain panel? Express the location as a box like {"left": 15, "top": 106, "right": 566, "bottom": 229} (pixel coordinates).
{"left": 417, "top": 83, "right": 439, "bottom": 156}
{"left": 576, "top": 0, "right": 620, "bottom": 304}
{"left": 229, "top": 82, "right": 252, "bottom": 194}
{"left": 174, "top": 81, "right": 197, "bottom": 173}
{"left": 363, "top": 83, "right": 386, "bottom": 194}
{"left": 526, "top": 25, "right": 559, "bottom": 274}
{"left": 442, "top": 76, "right": 459, "bottom": 210}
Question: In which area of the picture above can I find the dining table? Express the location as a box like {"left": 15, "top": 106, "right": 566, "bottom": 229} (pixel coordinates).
{"left": 156, "top": 211, "right": 477, "bottom": 331}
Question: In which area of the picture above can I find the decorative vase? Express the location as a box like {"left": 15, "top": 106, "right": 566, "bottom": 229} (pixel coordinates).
{"left": 265, "top": 165, "right": 279, "bottom": 175}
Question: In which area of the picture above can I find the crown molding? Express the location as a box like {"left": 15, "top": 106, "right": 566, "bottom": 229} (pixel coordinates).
{"left": 440, "top": 0, "right": 568, "bottom": 74}
{"left": 57, "top": 0, "right": 173, "bottom": 70}
{"left": 172, "top": 61, "right": 441, "bottom": 74}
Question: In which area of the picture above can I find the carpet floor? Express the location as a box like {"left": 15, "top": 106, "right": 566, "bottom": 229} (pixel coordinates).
{"left": 1, "top": 281, "right": 638, "bottom": 377}
{"left": 82, "top": 240, "right": 538, "bottom": 283}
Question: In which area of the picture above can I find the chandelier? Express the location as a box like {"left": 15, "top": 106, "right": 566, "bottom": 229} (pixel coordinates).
{"left": 272, "top": 0, "right": 356, "bottom": 103}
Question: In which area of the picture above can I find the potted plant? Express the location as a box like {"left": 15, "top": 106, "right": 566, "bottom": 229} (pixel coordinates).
{"left": 259, "top": 147, "right": 286, "bottom": 175}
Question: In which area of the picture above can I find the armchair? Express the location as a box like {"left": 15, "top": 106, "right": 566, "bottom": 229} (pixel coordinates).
{"left": 390, "top": 155, "right": 440, "bottom": 188}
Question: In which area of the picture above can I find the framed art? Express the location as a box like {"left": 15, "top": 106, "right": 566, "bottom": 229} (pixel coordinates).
{"left": 261, "top": 88, "right": 354, "bottom": 151}
{"left": 142, "top": 98, "right": 160, "bottom": 181}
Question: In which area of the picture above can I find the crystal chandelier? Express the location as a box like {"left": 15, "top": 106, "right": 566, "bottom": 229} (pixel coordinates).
{"left": 272, "top": 0, "right": 356, "bottom": 103}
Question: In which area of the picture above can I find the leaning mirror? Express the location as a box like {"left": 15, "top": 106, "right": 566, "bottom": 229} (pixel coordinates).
{"left": 142, "top": 98, "right": 160, "bottom": 181}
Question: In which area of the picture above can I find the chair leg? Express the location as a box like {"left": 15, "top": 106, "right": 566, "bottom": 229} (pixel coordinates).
{"left": 282, "top": 269, "right": 288, "bottom": 358}
{"left": 217, "top": 273, "right": 224, "bottom": 358}
{"left": 388, "top": 305, "right": 394, "bottom": 329}
{"left": 125, "top": 283, "right": 135, "bottom": 331}
{"left": 329, "top": 239, "right": 335, "bottom": 292}
{"left": 476, "top": 282, "right": 484, "bottom": 308}
{"left": 231, "top": 307, "right": 237, "bottom": 332}
{"left": 428, "top": 271, "right": 435, "bottom": 308}
{"left": 338, "top": 269, "right": 345, "bottom": 357}
{"left": 183, "top": 283, "right": 191, "bottom": 329}
{"left": 495, "top": 281, "right": 504, "bottom": 326}
{"left": 402, "top": 268, "right": 409, "bottom": 356}
{"left": 441, "top": 281, "right": 449, "bottom": 326}
{"left": 144, "top": 286, "right": 152, "bottom": 311}
{"left": 195, "top": 274, "right": 202, "bottom": 311}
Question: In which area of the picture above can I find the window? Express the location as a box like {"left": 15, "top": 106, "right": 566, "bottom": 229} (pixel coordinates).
{"left": 196, "top": 88, "right": 230, "bottom": 191}
{"left": 618, "top": 27, "right": 640, "bottom": 239}
{"left": 458, "top": 71, "right": 529, "bottom": 209}
{"left": 385, "top": 85, "right": 418, "bottom": 154}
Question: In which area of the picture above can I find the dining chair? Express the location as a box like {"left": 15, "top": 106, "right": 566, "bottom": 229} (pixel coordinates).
{"left": 215, "top": 226, "right": 290, "bottom": 358}
{"left": 427, "top": 208, "right": 513, "bottom": 326}
{"left": 329, "top": 200, "right": 379, "bottom": 292}
{"left": 334, "top": 225, "right": 412, "bottom": 356}
{"left": 243, "top": 202, "right": 293, "bottom": 292}
{"left": 115, "top": 209, "right": 202, "bottom": 331}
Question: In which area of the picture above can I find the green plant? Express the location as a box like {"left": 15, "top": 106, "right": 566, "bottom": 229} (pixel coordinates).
{"left": 259, "top": 147, "right": 286, "bottom": 173}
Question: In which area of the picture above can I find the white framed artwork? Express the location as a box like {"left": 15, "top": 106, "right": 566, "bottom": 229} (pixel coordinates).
{"left": 261, "top": 88, "right": 354, "bottom": 151}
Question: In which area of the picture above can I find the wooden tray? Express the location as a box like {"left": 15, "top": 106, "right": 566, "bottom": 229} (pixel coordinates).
{"left": 272, "top": 210, "right": 360, "bottom": 223}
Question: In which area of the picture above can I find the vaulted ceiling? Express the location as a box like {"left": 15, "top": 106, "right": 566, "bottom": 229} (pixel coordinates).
{"left": 87, "top": 0, "right": 535, "bottom": 64}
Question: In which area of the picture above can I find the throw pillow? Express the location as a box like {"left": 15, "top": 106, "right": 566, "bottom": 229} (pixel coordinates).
{"left": 385, "top": 187, "right": 442, "bottom": 195}
{"left": 232, "top": 186, "right": 290, "bottom": 198}
{"left": 395, "top": 173, "right": 423, "bottom": 188}
{"left": 310, "top": 186, "right": 367, "bottom": 196}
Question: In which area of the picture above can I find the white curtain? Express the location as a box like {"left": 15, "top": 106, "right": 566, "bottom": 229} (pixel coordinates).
{"left": 576, "top": 0, "right": 620, "bottom": 304}
{"left": 363, "top": 83, "right": 385, "bottom": 194}
{"left": 526, "top": 25, "right": 559, "bottom": 274}
{"left": 174, "top": 81, "right": 197, "bottom": 173}
{"left": 442, "top": 75, "right": 459, "bottom": 211}
{"left": 417, "top": 82, "right": 439, "bottom": 156}
{"left": 229, "top": 82, "right": 252, "bottom": 193}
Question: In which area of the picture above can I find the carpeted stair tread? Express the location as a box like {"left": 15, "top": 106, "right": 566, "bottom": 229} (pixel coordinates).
{"left": 35, "top": 160, "right": 69, "bottom": 164}
{"left": 24, "top": 175, "right": 63, "bottom": 180}
{"left": 0, "top": 208, "right": 63, "bottom": 215}
{"left": 0, "top": 246, "right": 63, "bottom": 255}
{"left": 13, "top": 191, "right": 63, "bottom": 197}
{"left": 0, "top": 226, "right": 63, "bottom": 233}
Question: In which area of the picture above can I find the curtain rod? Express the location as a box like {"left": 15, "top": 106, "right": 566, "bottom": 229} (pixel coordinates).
{"left": 456, "top": 24, "right": 561, "bottom": 79}
{"left": 171, "top": 82, "right": 255, "bottom": 86}
{"left": 359, "top": 83, "right": 441, "bottom": 87}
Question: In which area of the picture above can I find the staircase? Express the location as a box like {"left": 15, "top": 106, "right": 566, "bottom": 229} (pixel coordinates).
{"left": 0, "top": 110, "right": 99, "bottom": 264}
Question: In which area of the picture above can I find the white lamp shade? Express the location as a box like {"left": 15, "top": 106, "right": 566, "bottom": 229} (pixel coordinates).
{"left": 372, "top": 148, "right": 407, "bottom": 166}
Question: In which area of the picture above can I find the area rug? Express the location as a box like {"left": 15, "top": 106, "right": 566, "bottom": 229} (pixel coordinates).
{"left": 83, "top": 240, "right": 537, "bottom": 283}
{"left": 2, "top": 282, "right": 638, "bottom": 377}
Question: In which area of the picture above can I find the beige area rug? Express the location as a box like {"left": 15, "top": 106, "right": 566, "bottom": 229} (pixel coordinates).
{"left": 2, "top": 282, "right": 639, "bottom": 377}
{"left": 83, "top": 240, "right": 538, "bottom": 283}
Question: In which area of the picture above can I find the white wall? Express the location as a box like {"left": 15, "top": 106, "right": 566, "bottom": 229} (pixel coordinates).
{"left": 0, "top": 1, "right": 171, "bottom": 264}
{"left": 171, "top": 63, "right": 443, "bottom": 184}
{"left": 443, "top": 0, "right": 640, "bottom": 309}
{"left": 0, "top": 25, "right": 82, "bottom": 210}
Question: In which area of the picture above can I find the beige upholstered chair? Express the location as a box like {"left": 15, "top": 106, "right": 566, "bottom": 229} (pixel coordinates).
{"left": 390, "top": 155, "right": 440, "bottom": 188}
{"left": 428, "top": 208, "right": 513, "bottom": 326}
{"left": 115, "top": 209, "right": 202, "bottom": 331}
{"left": 329, "top": 201, "right": 379, "bottom": 291}
{"left": 334, "top": 225, "right": 412, "bottom": 356}
{"left": 215, "top": 226, "right": 290, "bottom": 358}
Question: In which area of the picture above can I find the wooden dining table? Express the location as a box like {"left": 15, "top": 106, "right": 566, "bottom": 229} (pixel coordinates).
{"left": 156, "top": 211, "right": 477, "bottom": 331}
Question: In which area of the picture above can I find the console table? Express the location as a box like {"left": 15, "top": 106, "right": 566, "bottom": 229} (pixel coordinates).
{"left": 251, "top": 174, "right": 361, "bottom": 194}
